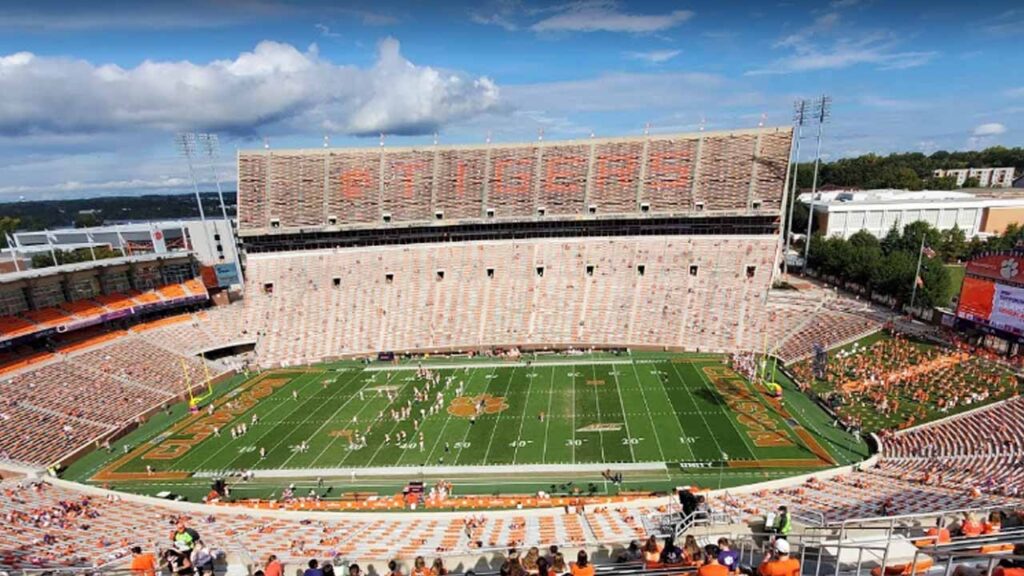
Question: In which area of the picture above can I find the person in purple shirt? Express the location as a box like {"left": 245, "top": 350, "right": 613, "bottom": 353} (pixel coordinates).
{"left": 717, "top": 538, "right": 740, "bottom": 573}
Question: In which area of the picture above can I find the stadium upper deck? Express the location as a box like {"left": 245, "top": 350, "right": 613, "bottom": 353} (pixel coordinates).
{"left": 237, "top": 127, "right": 793, "bottom": 235}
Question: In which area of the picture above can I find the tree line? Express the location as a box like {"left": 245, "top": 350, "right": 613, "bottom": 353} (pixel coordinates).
{"left": 805, "top": 219, "right": 1024, "bottom": 309}
{"left": 794, "top": 145, "right": 1024, "bottom": 192}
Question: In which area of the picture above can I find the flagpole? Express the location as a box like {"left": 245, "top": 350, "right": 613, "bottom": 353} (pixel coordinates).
{"left": 909, "top": 234, "right": 925, "bottom": 313}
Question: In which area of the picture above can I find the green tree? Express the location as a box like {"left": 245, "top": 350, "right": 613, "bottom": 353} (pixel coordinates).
{"left": 939, "top": 225, "right": 967, "bottom": 263}
{"left": 880, "top": 225, "right": 902, "bottom": 256}
{"left": 0, "top": 216, "right": 19, "bottom": 248}
{"left": 74, "top": 212, "right": 103, "bottom": 228}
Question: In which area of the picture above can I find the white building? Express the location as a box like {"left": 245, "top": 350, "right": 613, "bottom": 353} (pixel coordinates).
{"left": 933, "top": 167, "right": 1016, "bottom": 188}
{"left": 800, "top": 189, "right": 1024, "bottom": 240}
{"left": 8, "top": 219, "right": 242, "bottom": 286}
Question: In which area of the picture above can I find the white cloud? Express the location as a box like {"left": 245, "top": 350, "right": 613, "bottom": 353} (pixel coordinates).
{"left": 0, "top": 38, "right": 499, "bottom": 138}
{"left": 859, "top": 96, "right": 930, "bottom": 111}
{"left": 624, "top": 49, "right": 681, "bottom": 63}
{"left": 749, "top": 30, "right": 936, "bottom": 75}
{"left": 973, "top": 122, "right": 1007, "bottom": 137}
{"left": 314, "top": 23, "right": 341, "bottom": 38}
{"left": 470, "top": 0, "right": 523, "bottom": 31}
{"left": 1006, "top": 87, "right": 1024, "bottom": 98}
{"left": 0, "top": 177, "right": 193, "bottom": 198}
{"left": 531, "top": 1, "right": 693, "bottom": 33}
{"left": 503, "top": 71, "right": 737, "bottom": 114}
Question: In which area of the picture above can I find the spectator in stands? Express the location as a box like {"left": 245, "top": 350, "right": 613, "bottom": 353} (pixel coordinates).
{"left": 643, "top": 536, "right": 662, "bottom": 564}
{"left": 983, "top": 511, "right": 1002, "bottom": 534}
{"left": 717, "top": 538, "right": 740, "bottom": 573}
{"left": 758, "top": 539, "right": 799, "bottom": 576}
{"left": 523, "top": 547, "right": 541, "bottom": 573}
{"left": 412, "top": 557, "right": 431, "bottom": 576}
{"left": 387, "top": 560, "right": 403, "bottom": 576}
{"left": 546, "top": 546, "right": 560, "bottom": 565}
{"left": 432, "top": 558, "right": 448, "bottom": 576}
{"left": 265, "top": 555, "right": 284, "bottom": 576}
{"left": 551, "top": 552, "right": 568, "bottom": 575}
{"left": 960, "top": 512, "right": 984, "bottom": 537}
{"left": 683, "top": 535, "right": 703, "bottom": 565}
{"left": 163, "top": 544, "right": 195, "bottom": 576}
{"left": 771, "top": 506, "right": 792, "bottom": 539}
{"left": 659, "top": 536, "right": 684, "bottom": 565}
{"left": 190, "top": 540, "right": 215, "bottom": 576}
{"left": 130, "top": 546, "right": 158, "bottom": 576}
{"left": 348, "top": 564, "right": 362, "bottom": 576}
{"left": 918, "top": 519, "right": 951, "bottom": 546}
{"left": 536, "top": 558, "right": 551, "bottom": 576}
{"left": 616, "top": 540, "right": 642, "bottom": 563}
{"left": 697, "top": 545, "right": 728, "bottom": 576}
{"left": 171, "top": 520, "right": 200, "bottom": 551}
{"left": 995, "top": 544, "right": 1024, "bottom": 576}
{"left": 570, "top": 551, "right": 594, "bottom": 576}
{"left": 304, "top": 559, "right": 324, "bottom": 576}
{"left": 323, "top": 563, "right": 336, "bottom": 576}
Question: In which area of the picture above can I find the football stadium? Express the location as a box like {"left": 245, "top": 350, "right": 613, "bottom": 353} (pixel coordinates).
{"left": 1, "top": 126, "right": 1023, "bottom": 576}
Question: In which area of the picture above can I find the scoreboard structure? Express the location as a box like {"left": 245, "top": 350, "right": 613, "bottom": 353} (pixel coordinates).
{"left": 955, "top": 253, "right": 1024, "bottom": 342}
{"left": 236, "top": 127, "right": 793, "bottom": 234}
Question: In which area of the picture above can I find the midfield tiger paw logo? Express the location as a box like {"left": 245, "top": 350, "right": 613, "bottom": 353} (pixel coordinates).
{"left": 448, "top": 394, "right": 509, "bottom": 417}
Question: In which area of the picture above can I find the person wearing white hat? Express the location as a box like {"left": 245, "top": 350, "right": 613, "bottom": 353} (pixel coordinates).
{"left": 758, "top": 539, "right": 799, "bottom": 576}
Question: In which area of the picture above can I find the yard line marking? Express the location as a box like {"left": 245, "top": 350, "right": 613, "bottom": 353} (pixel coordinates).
{"left": 589, "top": 364, "right": 606, "bottom": 462}
{"left": 667, "top": 362, "right": 727, "bottom": 458}
{"left": 571, "top": 364, "right": 577, "bottom": 464}
{"left": 541, "top": 366, "right": 555, "bottom": 463}
{"left": 190, "top": 371, "right": 326, "bottom": 473}
{"left": 307, "top": 366, "right": 395, "bottom": 467}
{"left": 251, "top": 371, "right": 366, "bottom": 468}
{"left": 610, "top": 363, "right": 637, "bottom": 462}
{"left": 353, "top": 370, "right": 422, "bottom": 467}
{"left": 627, "top": 360, "right": 667, "bottom": 462}
{"left": 282, "top": 366, "right": 370, "bottom": 467}
{"left": 453, "top": 366, "right": 499, "bottom": 465}
{"left": 511, "top": 364, "right": 536, "bottom": 464}
{"left": 331, "top": 368, "right": 404, "bottom": 466}
{"left": 479, "top": 366, "right": 518, "bottom": 466}
{"left": 424, "top": 367, "right": 485, "bottom": 464}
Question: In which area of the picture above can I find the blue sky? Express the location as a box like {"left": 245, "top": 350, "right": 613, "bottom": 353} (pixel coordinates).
{"left": 0, "top": 0, "right": 1021, "bottom": 201}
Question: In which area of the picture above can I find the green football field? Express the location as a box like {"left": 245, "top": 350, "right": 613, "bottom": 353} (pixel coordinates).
{"left": 78, "top": 353, "right": 866, "bottom": 495}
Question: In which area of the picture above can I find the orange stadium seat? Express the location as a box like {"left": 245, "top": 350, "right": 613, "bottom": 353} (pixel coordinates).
{"left": 22, "top": 307, "right": 71, "bottom": 329}
{"left": 0, "top": 315, "right": 37, "bottom": 339}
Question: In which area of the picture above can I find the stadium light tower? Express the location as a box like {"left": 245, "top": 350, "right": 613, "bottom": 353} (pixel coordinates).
{"left": 197, "top": 133, "right": 245, "bottom": 285}
{"left": 176, "top": 132, "right": 217, "bottom": 265}
{"left": 782, "top": 99, "right": 808, "bottom": 276}
{"left": 802, "top": 95, "right": 832, "bottom": 270}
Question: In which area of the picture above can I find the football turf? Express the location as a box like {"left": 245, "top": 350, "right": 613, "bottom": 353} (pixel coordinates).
{"left": 90, "top": 353, "right": 862, "bottom": 482}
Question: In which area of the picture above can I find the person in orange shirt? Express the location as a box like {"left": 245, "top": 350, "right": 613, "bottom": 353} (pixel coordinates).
{"left": 130, "top": 546, "right": 158, "bottom": 576}
{"left": 960, "top": 513, "right": 984, "bottom": 538}
{"left": 265, "top": 555, "right": 284, "bottom": 576}
{"left": 411, "top": 557, "right": 433, "bottom": 576}
{"left": 570, "top": 550, "right": 595, "bottom": 576}
{"left": 758, "top": 539, "right": 800, "bottom": 576}
{"left": 919, "top": 519, "right": 951, "bottom": 546}
{"left": 981, "top": 511, "right": 1001, "bottom": 535}
{"left": 697, "top": 545, "right": 729, "bottom": 576}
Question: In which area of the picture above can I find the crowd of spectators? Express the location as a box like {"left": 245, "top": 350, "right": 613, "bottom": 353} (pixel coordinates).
{"left": 791, "top": 332, "right": 1018, "bottom": 432}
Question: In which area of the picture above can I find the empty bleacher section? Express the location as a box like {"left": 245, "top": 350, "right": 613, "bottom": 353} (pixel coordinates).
{"left": 213, "top": 236, "right": 779, "bottom": 365}
{"left": 761, "top": 284, "right": 885, "bottom": 364}
{"left": 0, "top": 329, "right": 229, "bottom": 467}
{"left": 236, "top": 128, "right": 792, "bottom": 232}
{"left": 877, "top": 397, "right": 1024, "bottom": 497}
